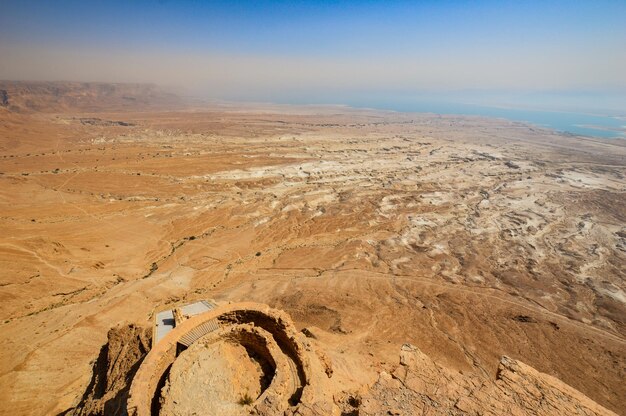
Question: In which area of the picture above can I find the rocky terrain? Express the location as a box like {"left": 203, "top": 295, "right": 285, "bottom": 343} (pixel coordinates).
{"left": 358, "top": 344, "right": 618, "bottom": 415}
{"left": 0, "top": 83, "right": 624, "bottom": 415}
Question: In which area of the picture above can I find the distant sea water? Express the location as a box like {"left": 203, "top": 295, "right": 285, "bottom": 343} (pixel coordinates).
{"left": 350, "top": 100, "right": 626, "bottom": 139}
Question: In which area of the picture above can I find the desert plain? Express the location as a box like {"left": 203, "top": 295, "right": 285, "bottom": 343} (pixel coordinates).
{"left": 0, "top": 83, "right": 624, "bottom": 415}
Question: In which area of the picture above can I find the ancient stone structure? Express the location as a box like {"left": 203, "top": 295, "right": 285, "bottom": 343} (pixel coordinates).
{"left": 127, "top": 302, "right": 335, "bottom": 416}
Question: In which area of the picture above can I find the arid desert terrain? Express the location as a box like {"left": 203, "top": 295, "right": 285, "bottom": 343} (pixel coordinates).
{"left": 0, "top": 83, "right": 624, "bottom": 415}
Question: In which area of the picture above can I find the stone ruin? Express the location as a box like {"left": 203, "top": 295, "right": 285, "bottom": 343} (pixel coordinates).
{"left": 127, "top": 301, "right": 336, "bottom": 416}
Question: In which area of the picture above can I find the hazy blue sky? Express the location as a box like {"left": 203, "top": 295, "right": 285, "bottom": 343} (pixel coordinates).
{"left": 1, "top": 0, "right": 625, "bottom": 111}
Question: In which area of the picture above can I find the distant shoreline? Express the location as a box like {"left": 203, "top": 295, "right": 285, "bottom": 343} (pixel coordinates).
{"left": 341, "top": 100, "right": 626, "bottom": 140}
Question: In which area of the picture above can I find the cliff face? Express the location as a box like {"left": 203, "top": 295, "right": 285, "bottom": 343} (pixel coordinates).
{"left": 61, "top": 325, "right": 151, "bottom": 416}
{"left": 0, "top": 81, "right": 183, "bottom": 113}
{"left": 0, "top": 89, "right": 8, "bottom": 107}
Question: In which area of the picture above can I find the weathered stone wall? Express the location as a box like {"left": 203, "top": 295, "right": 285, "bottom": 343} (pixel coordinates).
{"left": 127, "top": 302, "right": 324, "bottom": 416}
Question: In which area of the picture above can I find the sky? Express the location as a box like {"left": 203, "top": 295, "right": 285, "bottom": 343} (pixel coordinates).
{"left": 1, "top": 0, "right": 625, "bottom": 111}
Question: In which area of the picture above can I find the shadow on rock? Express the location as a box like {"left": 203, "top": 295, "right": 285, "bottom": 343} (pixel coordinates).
{"left": 59, "top": 324, "right": 151, "bottom": 416}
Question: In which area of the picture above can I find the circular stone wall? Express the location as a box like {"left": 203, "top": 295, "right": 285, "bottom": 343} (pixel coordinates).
{"left": 127, "top": 302, "right": 322, "bottom": 416}
{"left": 159, "top": 326, "right": 274, "bottom": 416}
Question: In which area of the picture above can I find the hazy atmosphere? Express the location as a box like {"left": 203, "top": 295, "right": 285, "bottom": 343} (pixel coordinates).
{"left": 1, "top": 2, "right": 625, "bottom": 416}
{"left": 2, "top": 0, "right": 626, "bottom": 111}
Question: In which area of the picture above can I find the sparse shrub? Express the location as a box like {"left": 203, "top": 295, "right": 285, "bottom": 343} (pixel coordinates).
{"left": 238, "top": 392, "right": 254, "bottom": 406}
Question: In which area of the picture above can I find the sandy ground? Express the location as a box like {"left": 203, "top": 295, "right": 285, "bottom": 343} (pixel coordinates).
{"left": 0, "top": 106, "right": 624, "bottom": 415}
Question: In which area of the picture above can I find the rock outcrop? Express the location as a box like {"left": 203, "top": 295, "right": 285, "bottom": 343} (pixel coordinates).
{"left": 61, "top": 325, "right": 151, "bottom": 416}
{"left": 354, "top": 344, "right": 617, "bottom": 416}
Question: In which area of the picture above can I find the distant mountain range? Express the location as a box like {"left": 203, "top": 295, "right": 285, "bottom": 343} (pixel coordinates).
{"left": 0, "top": 81, "right": 184, "bottom": 113}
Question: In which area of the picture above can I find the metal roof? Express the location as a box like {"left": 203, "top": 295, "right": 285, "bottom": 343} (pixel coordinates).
{"left": 153, "top": 300, "right": 217, "bottom": 347}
